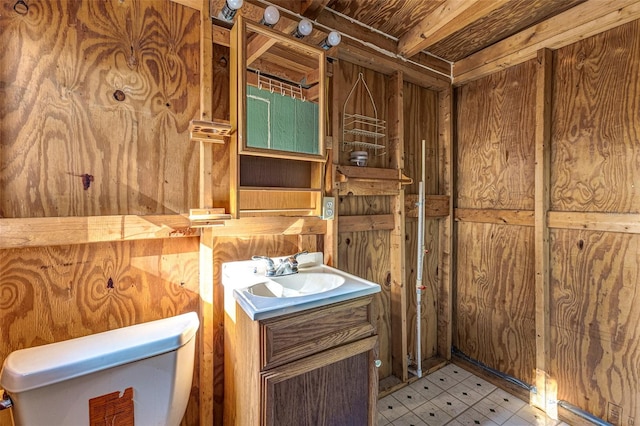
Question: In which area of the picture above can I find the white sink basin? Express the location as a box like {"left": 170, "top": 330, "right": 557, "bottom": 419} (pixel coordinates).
{"left": 247, "top": 273, "right": 345, "bottom": 298}
{"left": 222, "top": 252, "right": 381, "bottom": 320}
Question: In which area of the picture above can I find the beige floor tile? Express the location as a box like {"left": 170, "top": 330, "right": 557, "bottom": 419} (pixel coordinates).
{"left": 473, "top": 398, "right": 514, "bottom": 425}
{"left": 447, "top": 382, "right": 485, "bottom": 406}
{"left": 393, "top": 384, "right": 432, "bottom": 411}
{"left": 454, "top": 407, "right": 500, "bottom": 426}
{"left": 426, "top": 369, "right": 461, "bottom": 390}
{"left": 409, "top": 377, "right": 446, "bottom": 400}
{"left": 379, "top": 394, "right": 411, "bottom": 422}
{"left": 392, "top": 412, "right": 429, "bottom": 426}
{"left": 430, "top": 392, "right": 469, "bottom": 418}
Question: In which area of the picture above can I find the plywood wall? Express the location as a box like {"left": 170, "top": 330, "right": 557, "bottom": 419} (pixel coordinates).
{"left": 333, "top": 60, "right": 395, "bottom": 380}
{"left": 337, "top": 194, "right": 392, "bottom": 378}
{"left": 336, "top": 63, "right": 390, "bottom": 168}
{"left": 454, "top": 59, "right": 537, "bottom": 385}
{"left": 454, "top": 17, "right": 640, "bottom": 423}
{"left": 0, "top": 238, "right": 201, "bottom": 425}
{"left": 0, "top": 0, "right": 200, "bottom": 218}
{"left": 547, "top": 20, "right": 640, "bottom": 423}
{"left": 403, "top": 81, "right": 440, "bottom": 363}
{"left": 456, "top": 62, "right": 536, "bottom": 211}
{"left": 0, "top": 1, "right": 204, "bottom": 424}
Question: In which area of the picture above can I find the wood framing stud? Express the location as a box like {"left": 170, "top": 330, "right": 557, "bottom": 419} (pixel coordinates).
{"left": 533, "top": 48, "right": 553, "bottom": 416}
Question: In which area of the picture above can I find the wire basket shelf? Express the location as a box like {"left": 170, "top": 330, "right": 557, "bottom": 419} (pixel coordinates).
{"left": 342, "top": 73, "right": 386, "bottom": 156}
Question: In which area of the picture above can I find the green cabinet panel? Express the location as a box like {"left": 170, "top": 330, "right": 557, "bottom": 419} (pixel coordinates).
{"left": 246, "top": 85, "right": 319, "bottom": 155}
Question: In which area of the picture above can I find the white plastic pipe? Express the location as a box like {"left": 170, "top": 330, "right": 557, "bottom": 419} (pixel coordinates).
{"left": 414, "top": 139, "right": 427, "bottom": 378}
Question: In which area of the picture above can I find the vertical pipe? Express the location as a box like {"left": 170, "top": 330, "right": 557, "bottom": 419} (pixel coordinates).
{"left": 415, "top": 139, "right": 426, "bottom": 377}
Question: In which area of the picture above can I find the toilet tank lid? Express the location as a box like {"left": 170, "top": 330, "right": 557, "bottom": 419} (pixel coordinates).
{"left": 0, "top": 312, "right": 199, "bottom": 393}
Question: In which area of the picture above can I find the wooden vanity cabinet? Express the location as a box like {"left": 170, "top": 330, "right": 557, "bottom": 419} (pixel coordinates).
{"left": 223, "top": 296, "right": 379, "bottom": 425}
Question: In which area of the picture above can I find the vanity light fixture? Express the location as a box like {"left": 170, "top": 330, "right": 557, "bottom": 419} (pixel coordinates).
{"left": 260, "top": 5, "right": 280, "bottom": 27}
{"left": 319, "top": 31, "right": 341, "bottom": 50}
{"left": 292, "top": 19, "right": 313, "bottom": 39}
{"left": 218, "top": 0, "right": 243, "bottom": 22}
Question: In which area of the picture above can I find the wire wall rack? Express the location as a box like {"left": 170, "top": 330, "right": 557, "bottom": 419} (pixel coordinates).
{"left": 342, "top": 72, "right": 386, "bottom": 155}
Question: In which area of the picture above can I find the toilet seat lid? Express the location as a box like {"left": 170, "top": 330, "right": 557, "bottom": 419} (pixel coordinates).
{"left": 0, "top": 312, "right": 199, "bottom": 393}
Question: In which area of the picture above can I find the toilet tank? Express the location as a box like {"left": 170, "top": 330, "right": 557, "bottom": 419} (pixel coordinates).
{"left": 0, "top": 312, "right": 199, "bottom": 426}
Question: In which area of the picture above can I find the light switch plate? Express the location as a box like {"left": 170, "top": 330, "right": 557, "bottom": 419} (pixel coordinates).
{"left": 322, "top": 196, "right": 335, "bottom": 220}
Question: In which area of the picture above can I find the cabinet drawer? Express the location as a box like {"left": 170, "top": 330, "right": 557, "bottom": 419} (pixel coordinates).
{"left": 260, "top": 296, "right": 374, "bottom": 370}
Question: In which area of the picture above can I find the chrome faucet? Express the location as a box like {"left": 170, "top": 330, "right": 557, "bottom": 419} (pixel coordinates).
{"left": 252, "top": 251, "right": 308, "bottom": 277}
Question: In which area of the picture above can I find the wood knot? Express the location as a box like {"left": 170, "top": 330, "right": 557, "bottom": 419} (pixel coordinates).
{"left": 113, "top": 90, "right": 126, "bottom": 102}
{"left": 82, "top": 174, "right": 94, "bottom": 190}
{"left": 13, "top": 0, "right": 28, "bottom": 15}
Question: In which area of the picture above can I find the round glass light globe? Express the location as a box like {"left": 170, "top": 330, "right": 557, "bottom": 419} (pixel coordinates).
{"left": 226, "top": 0, "right": 243, "bottom": 10}
{"left": 263, "top": 6, "right": 280, "bottom": 25}
{"left": 298, "top": 19, "right": 313, "bottom": 36}
{"left": 327, "top": 31, "right": 341, "bottom": 46}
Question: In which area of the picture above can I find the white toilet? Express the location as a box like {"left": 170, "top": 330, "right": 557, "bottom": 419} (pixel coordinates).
{"left": 0, "top": 312, "right": 199, "bottom": 425}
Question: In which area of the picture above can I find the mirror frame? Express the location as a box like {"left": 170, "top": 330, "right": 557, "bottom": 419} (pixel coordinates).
{"left": 231, "top": 16, "right": 326, "bottom": 162}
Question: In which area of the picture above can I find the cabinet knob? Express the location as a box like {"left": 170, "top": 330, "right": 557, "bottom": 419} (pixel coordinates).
{"left": 374, "top": 359, "right": 382, "bottom": 368}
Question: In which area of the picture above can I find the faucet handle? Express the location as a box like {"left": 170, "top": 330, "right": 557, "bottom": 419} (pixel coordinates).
{"left": 252, "top": 255, "right": 276, "bottom": 276}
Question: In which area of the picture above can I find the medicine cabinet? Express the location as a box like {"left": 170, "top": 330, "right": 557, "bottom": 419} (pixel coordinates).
{"left": 232, "top": 16, "right": 325, "bottom": 160}
{"left": 230, "top": 16, "right": 326, "bottom": 217}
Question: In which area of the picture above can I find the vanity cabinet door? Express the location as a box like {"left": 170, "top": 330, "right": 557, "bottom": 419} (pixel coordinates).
{"left": 261, "top": 336, "right": 378, "bottom": 426}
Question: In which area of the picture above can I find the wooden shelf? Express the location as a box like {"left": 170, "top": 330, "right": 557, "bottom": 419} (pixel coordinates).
{"left": 335, "top": 165, "right": 412, "bottom": 196}
{"left": 0, "top": 215, "right": 328, "bottom": 249}
{"left": 239, "top": 186, "right": 321, "bottom": 192}
{"left": 188, "top": 208, "right": 232, "bottom": 227}
{"left": 239, "top": 186, "right": 322, "bottom": 216}
{"left": 0, "top": 215, "right": 196, "bottom": 249}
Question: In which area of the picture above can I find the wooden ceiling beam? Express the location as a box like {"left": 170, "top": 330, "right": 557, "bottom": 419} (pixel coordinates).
{"left": 300, "top": 0, "right": 331, "bottom": 20}
{"left": 397, "top": 0, "right": 510, "bottom": 58}
{"left": 336, "top": 42, "right": 450, "bottom": 91}
{"left": 454, "top": 0, "right": 640, "bottom": 85}
{"left": 236, "top": 0, "right": 451, "bottom": 84}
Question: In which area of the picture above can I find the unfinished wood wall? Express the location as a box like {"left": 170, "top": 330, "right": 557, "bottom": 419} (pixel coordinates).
{"left": 403, "top": 82, "right": 440, "bottom": 363}
{"left": 454, "top": 18, "right": 640, "bottom": 422}
{"left": 548, "top": 20, "right": 640, "bottom": 422}
{"left": 0, "top": 0, "right": 200, "bottom": 218}
{"left": 0, "top": 238, "right": 202, "bottom": 425}
{"left": 0, "top": 1, "right": 203, "bottom": 424}
{"left": 454, "top": 60, "right": 537, "bottom": 384}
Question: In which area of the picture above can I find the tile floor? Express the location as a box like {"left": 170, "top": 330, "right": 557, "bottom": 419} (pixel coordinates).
{"left": 378, "top": 364, "right": 566, "bottom": 426}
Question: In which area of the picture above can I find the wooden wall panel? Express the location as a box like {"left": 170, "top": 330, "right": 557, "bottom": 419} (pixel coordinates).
{"left": 551, "top": 20, "right": 640, "bottom": 214}
{"left": 453, "top": 19, "right": 640, "bottom": 422}
{"left": 546, "top": 20, "right": 640, "bottom": 422}
{"left": 454, "top": 58, "right": 537, "bottom": 384}
{"left": 0, "top": 0, "right": 200, "bottom": 218}
{"left": 405, "top": 219, "right": 439, "bottom": 363}
{"left": 335, "top": 62, "right": 389, "bottom": 169}
{"left": 455, "top": 60, "right": 536, "bottom": 210}
{"left": 403, "top": 81, "right": 439, "bottom": 194}
{"left": 454, "top": 222, "right": 536, "bottom": 384}
{"left": 337, "top": 195, "right": 391, "bottom": 379}
{"left": 0, "top": 238, "right": 201, "bottom": 425}
{"left": 403, "top": 80, "right": 440, "bottom": 366}
{"left": 550, "top": 229, "right": 640, "bottom": 423}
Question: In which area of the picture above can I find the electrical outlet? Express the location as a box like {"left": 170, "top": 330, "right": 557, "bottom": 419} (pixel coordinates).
{"left": 322, "top": 196, "right": 335, "bottom": 220}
